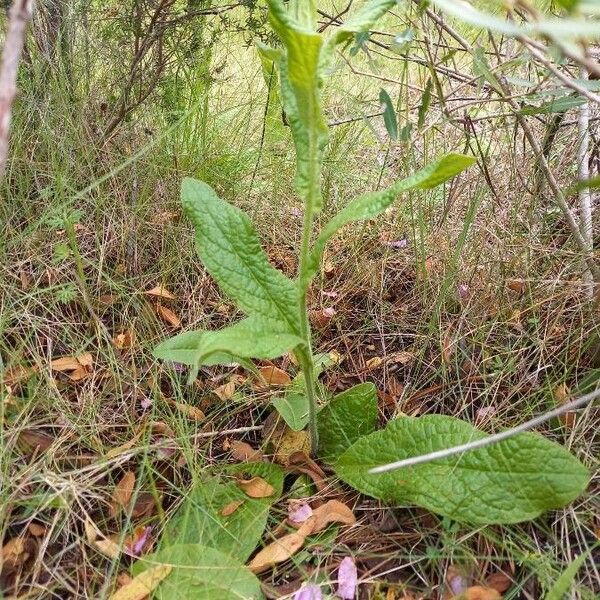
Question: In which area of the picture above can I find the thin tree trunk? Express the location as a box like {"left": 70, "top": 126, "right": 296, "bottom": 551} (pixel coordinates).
{"left": 0, "top": 0, "right": 35, "bottom": 177}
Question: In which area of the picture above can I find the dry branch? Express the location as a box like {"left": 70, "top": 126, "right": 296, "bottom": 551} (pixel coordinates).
{"left": 0, "top": 0, "right": 34, "bottom": 178}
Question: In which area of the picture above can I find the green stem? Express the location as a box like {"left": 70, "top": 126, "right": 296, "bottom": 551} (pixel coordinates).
{"left": 297, "top": 193, "right": 319, "bottom": 451}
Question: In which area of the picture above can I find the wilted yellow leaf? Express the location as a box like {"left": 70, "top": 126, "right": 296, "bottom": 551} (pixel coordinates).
{"left": 237, "top": 476, "right": 275, "bottom": 499}
{"left": 366, "top": 356, "right": 383, "bottom": 370}
{"left": 109, "top": 564, "right": 172, "bottom": 600}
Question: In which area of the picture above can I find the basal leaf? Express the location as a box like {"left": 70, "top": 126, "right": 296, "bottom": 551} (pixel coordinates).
{"left": 318, "top": 383, "right": 378, "bottom": 462}
{"left": 181, "top": 178, "right": 300, "bottom": 334}
{"left": 335, "top": 415, "right": 589, "bottom": 524}
{"left": 272, "top": 393, "right": 310, "bottom": 431}
{"left": 305, "top": 154, "right": 475, "bottom": 286}
{"left": 153, "top": 317, "right": 303, "bottom": 368}
{"left": 164, "top": 462, "right": 283, "bottom": 562}
{"left": 132, "top": 544, "right": 263, "bottom": 600}
{"left": 267, "top": 0, "right": 328, "bottom": 211}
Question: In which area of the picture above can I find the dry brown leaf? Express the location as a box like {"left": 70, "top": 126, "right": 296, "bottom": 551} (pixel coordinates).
{"left": 227, "top": 440, "right": 262, "bottom": 462}
{"left": 287, "top": 451, "right": 327, "bottom": 492}
{"left": 99, "top": 294, "right": 119, "bottom": 306}
{"left": 310, "top": 307, "right": 336, "bottom": 329}
{"left": 237, "top": 476, "right": 275, "bottom": 499}
{"left": 389, "top": 351, "right": 415, "bottom": 365}
{"left": 0, "top": 537, "right": 30, "bottom": 572}
{"left": 311, "top": 500, "right": 356, "bottom": 532}
{"left": 459, "top": 586, "right": 502, "bottom": 600}
{"left": 17, "top": 430, "right": 54, "bottom": 453}
{"left": 156, "top": 304, "right": 181, "bottom": 328}
{"left": 221, "top": 499, "right": 245, "bottom": 517}
{"left": 84, "top": 518, "right": 98, "bottom": 543}
{"left": 506, "top": 278, "right": 525, "bottom": 295}
{"left": 51, "top": 353, "right": 93, "bottom": 381}
{"left": 145, "top": 285, "right": 176, "bottom": 300}
{"left": 213, "top": 380, "right": 236, "bottom": 401}
{"left": 169, "top": 401, "right": 205, "bottom": 422}
{"left": 111, "top": 471, "right": 136, "bottom": 516}
{"left": 105, "top": 428, "right": 145, "bottom": 459}
{"left": 256, "top": 365, "right": 292, "bottom": 387}
{"left": 485, "top": 572, "right": 512, "bottom": 594}
{"left": 273, "top": 430, "right": 311, "bottom": 466}
{"left": 27, "top": 523, "right": 45, "bottom": 537}
{"left": 113, "top": 330, "right": 135, "bottom": 350}
{"left": 366, "top": 356, "right": 383, "bottom": 370}
{"left": 247, "top": 517, "right": 315, "bottom": 574}
{"left": 553, "top": 383, "right": 575, "bottom": 428}
{"left": 131, "top": 491, "right": 158, "bottom": 519}
{"left": 109, "top": 564, "right": 172, "bottom": 600}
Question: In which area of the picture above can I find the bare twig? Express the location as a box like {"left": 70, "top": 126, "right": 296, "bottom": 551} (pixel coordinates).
{"left": 370, "top": 387, "right": 600, "bottom": 474}
{"left": 0, "top": 0, "right": 34, "bottom": 177}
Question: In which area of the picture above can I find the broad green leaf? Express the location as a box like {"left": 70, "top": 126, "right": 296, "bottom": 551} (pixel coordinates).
{"left": 132, "top": 544, "right": 263, "bottom": 600}
{"left": 164, "top": 462, "right": 283, "bottom": 562}
{"left": 267, "top": 0, "right": 328, "bottom": 211}
{"left": 379, "top": 88, "right": 398, "bottom": 139}
{"left": 318, "top": 383, "right": 378, "bottom": 462}
{"left": 304, "top": 154, "right": 475, "bottom": 285}
{"left": 289, "top": 0, "right": 317, "bottom": 30}
{"left": 272, "top": 392, "right": 310, "bottom": 431}
{"left": 153, "top": 317, "right": 303, "bottom": 368}
{"left": 181, "top": 178, "right": 300, "bottom": 334}
{"left": 545, "top": 548, "right": 594, "bottom": 600}
{"left": 335, "top": 415, "right": 590, "bottom": 524}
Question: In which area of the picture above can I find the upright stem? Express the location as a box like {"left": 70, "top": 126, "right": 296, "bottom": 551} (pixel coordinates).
{"left": 297, "top": 184, "right": 319, "bottom": 451}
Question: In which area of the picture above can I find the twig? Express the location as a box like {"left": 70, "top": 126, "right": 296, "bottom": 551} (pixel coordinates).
{"left": 0, "top": 0, "right": 34, "bottom": 177}
{"left": 370, "top": 387, "right": 600, "bottom": 474}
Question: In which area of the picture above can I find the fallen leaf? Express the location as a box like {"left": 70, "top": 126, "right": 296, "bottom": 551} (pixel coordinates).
{"left": 248, "top": 517, "right": 315, "bottom": 573}
{"left": 156, "top": 304, "right": 181, "bottom": 328}
{"left": 256, "top": 365, "right": 292, "bottom": 388}
{"left": 109, "top": 564, "right": 172, "bottom": 600}
{"left": 221, "top": 499, "right": 245, "bottom": 517}
{"left": 553, "top": 383, "right": 575, "bottom": 428}
{"left": 131, "top": 491, "right": 158, "bottom": 519}
{"left": 485, "top": 572, "right": 512, "bottom": 593}
{"left": 337, "top": 556, "right": 358, "bottom": 600}
{"left": 50, "top": 353, "right": 93, "bottom": 381}
{"left": 93, "top": 537, "right": 122, "bottom": 560}
{"left": 310, "top": 307, "right": 336, "bottom": 329}
{"left": 213, "top": 380, "right": 236, "bottom": 401}
{"left": 458, "top": 586, "right": 502, "bottom": 600}
{"left": 506, "top": 278, "right": 525, "bottom": 295}
{"left": 113, "top": 330, "right": 135, "bottom": 350}
{"left": 389, "top": 351, "right": 415, "bottom": 365}
{"left": 366, "top": 357, "right": 383, "bottom": 370}
{"left": 0, "top": 537, "right": 30, "bottom": 572}
{"left": 272, "top": 429, "right": 312, "bottom": 466}
{"left": 227, "top": 440, "right": 262, "bottom": 462}
{"left": 110, "top": 471, "right": 136, "bottom": 516}
{"left": 287, "top": 451, "right": 327, "bottom": 491}
{"left": 237, "top": 476, "right": 275, "bottom": 499}
{"left": 145, "top": 285, "right": 176, "bottom": 300}
{"left": 17, "top": 430, "right": 53, "bottom": 453}
{"left": 311, "top": 500, "right": 356, "bottom": 533}
{"left": 27, "top": 523, "right": 45, "bottom": 537}
{"left": 169, "top": 400, "right": 205, "bottom": 422}
{"left": 84, "top": 518, "right": 99, "bottom": 543}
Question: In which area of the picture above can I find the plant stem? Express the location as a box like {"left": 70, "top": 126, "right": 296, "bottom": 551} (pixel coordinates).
{"left": 297, "top": 197, "right": 319, "bottom": 451}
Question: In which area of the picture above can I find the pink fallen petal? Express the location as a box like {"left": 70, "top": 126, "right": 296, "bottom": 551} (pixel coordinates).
{"left": 337, "top": 556, "right": 358, "bottom": 599}
{"left": 288, "top": 501, "right": 313, "bottom": 524}
{"left": 129, "top": 526, "right": 152, "bottom": 556}
{"left": 448, "top": 573, "right": 468, "bottom": 595}
{"left": 384, "top": 238, "right": 408, "bottom": 249}
{"left": 294, "top": 584, "right": 322, "bottom": 600}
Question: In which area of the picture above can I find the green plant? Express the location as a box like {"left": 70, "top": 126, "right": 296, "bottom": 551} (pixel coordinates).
{"left": 154, "top": 0, "right": 588, "bottom": 534}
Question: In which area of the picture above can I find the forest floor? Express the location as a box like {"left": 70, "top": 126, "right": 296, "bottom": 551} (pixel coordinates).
{"left": 1, "top": 23, "right": 599, "bottom": 600}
